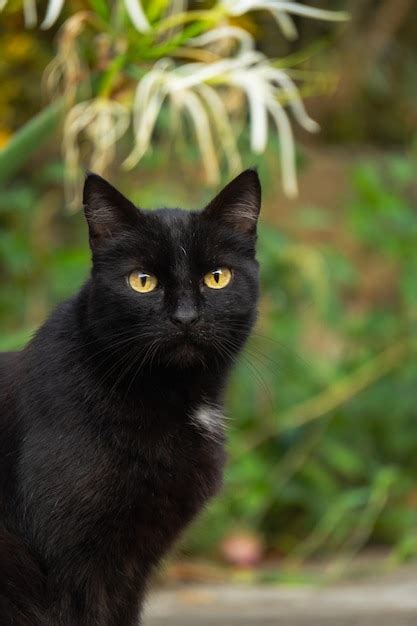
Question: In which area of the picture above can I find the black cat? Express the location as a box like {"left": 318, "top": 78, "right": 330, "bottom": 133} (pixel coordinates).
{"left": 0, "top": 169, "right": 261, "bottom": 625}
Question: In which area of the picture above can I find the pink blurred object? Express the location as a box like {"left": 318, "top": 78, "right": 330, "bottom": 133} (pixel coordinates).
{"left": 220, "top": 532, "right": 263, "bottom": 567}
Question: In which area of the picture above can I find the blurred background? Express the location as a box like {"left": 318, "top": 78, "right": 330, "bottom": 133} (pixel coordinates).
{"left": 1, "top": 0, "right": 417, "bottom": 590}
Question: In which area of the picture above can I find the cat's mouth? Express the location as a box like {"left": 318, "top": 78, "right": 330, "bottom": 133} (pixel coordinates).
{"left": 173, "top": 330, "right": 204, "bottom": 347}
{"left": 164, "top": 338, "right": 204, "bottom": 366}
{"left": 163, "top": 328, "right": 211, "bottom": 364}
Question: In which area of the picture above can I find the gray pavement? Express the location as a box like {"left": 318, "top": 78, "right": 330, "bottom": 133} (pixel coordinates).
{"left": 144, "top": 576, "right": 417, "bottom": 626}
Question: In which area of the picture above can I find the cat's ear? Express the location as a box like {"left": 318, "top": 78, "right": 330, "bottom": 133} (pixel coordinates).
{"left": 203, "top": 169, "right": 261, "bottom": 236}
{"left": 83, "top": 173, "right": 141, "bottom": 246}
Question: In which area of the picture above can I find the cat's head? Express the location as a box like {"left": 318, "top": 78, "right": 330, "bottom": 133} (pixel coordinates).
{"left": 83, "top": 170, "right": 261, "bottom": 370}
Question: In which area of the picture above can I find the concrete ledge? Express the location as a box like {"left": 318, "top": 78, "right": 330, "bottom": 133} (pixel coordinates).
{"left": 144, "top": 578, "right": 417, "bottom": 626}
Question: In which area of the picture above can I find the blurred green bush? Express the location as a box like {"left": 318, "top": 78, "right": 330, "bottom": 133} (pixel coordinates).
{"left": 188, "top": 151, "right": 417, "bottom": 565}
{"left": 231, "top": 153, "right": 417, "bottom": 563}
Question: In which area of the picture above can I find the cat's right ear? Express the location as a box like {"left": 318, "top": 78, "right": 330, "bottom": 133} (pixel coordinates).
{"left": 83, "top": 173, "right": 141, "bottom": 247}
{"left": 202, "top": 168, "right": 261, "bottom": 237}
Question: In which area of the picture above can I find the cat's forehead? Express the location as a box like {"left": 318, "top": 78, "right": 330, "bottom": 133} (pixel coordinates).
{"left": 121, "top": 206, "right": 249, "bottom": 270}
{"left": 142, "top": 207, "right": 206, "bottom": 252}
{"left": 151, "top": 207, "right": 194, "bottom": 240}
{"left": 122, "top": 207, "right": 202, "bottom": 269}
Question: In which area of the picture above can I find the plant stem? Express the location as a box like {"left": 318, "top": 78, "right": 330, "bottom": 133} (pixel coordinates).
{"left": 0, "top": 99, "right": 65, "bottom": 185}
{"left": 245, "top": 338, "right": 412, "bottom": 450}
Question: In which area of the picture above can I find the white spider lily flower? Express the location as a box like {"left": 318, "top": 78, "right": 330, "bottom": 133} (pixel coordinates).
{"left": 169, "top": 49, "right": 314, "bottom": 194}
{"left": 124, "top": 60, "right": 223, "bottom": 184}
{"left": 63, "top": 99, "right": 130, "bottom": 208}
{"left": 0, "top": 0, "right": 150, "bottom": 31}
{"left": 124, "top": 54, "right": 264, "bottom": 176}
{"left": 125, "top": 46, "right": 316, "bottom": 196}
{"left": 167, "top": 51, "right": 265, "bottom": 92}
{"left": 222, "top": 0, "right": 349, "bottom": 39}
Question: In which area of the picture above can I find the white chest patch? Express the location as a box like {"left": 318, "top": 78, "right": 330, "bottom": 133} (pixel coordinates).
{"left": 191, "top": 404, "right": 224, "bottom": 439}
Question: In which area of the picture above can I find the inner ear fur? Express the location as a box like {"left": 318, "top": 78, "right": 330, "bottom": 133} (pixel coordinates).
{"left": 83, "top": 173, "right": 141, "bottom": 246}
{"left": 203, "top": 169, "right": 261, "bottom": 236}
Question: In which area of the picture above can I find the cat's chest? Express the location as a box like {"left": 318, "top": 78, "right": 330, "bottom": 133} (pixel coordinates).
{"left": 25, "top": 405, "right": 225, "bottom": 528}
{"left": 21, "top": 402, "right": 226, "bottom": 585}
{"left": 116, "top": 405, "right": 225, "bottom": 505}
{"left": 104, "top": 406, "right": 226, "bottom": 555}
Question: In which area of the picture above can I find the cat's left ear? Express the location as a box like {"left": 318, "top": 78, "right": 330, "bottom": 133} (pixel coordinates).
{"left": 83, "top": 173, "right": 141, "bottom": 247}
{"left": 203, "top": 169, "right": 261, "bottom": 236}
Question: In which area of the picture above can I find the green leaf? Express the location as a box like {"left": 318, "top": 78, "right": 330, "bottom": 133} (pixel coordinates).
{"left": 88, "top": 0, "right": 110, "bottom": 22}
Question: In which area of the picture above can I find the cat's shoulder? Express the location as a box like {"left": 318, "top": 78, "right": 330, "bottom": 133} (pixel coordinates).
{"left": 0, "top": 351, "right": 20, "bottom": 396}
{"left": 0, "top": 350, "right": 19, "bottom": 368}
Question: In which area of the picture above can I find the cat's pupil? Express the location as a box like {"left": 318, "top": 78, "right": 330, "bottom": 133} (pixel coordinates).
{"left": 214, "top": 272, "right": 220, "bottom": 283}
{"left": 141, "top": 275, "right": 147, "bottom": 287}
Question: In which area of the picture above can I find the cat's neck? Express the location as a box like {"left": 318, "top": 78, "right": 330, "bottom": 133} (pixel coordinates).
{"left": 96, "top": 356, "right": 227, "bottom": 414}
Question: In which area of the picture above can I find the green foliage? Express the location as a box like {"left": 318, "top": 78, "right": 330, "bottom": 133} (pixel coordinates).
{"left": 184, "top": 152, "right": 417, "bottom": 563}
{"left": 0, "top": 164, "right": 88, "bottom": 337}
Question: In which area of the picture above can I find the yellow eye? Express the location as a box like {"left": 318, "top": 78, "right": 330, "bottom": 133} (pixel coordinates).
{"left": 203, "top": 267, "right": 232, "bottom": 290}
{"left": 128, "top": 271, "right": 158, "bottom": 293}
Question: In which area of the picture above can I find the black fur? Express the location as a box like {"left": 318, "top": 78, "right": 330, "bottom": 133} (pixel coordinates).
{"left": 0, "top": 170, "right": 261, "bottom": 625}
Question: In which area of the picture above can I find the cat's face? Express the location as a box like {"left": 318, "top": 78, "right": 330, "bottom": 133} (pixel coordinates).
{"left": 83, "top": 170, "right": 261, "bottom": 369}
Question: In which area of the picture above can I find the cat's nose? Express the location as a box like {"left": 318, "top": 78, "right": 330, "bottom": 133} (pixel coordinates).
{"left": 171, "top": 305, "right": 200, "bottom": 327}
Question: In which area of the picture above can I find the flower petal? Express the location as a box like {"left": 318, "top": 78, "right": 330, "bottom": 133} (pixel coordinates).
{"left": 265, "top": 93, "right": 298, "bottom": 197}
{"left": 222, "top": 0, "right": 349, "bottom": 25}
{"left": 189, "top": 26, "right": 255, "bottom": 54}
{"left": 259, "top": 66, "right": 319, "bottom": 132}
{"left": 175, "top": 89, "right": 220, "bottom": 185}
{"left": 124, "top": 0, "right": 151, "bottom": 33}
{"left": 23, "top": 0, "right": 37, "bottom": 27}
{"left": 197, "top": 83, "right": 242, "bottom": 174}
{"left": 229, "top": 72, "right": 269, "bottom": 154}
{"left": 41, "top": 0, "right": 65, "bottom": 29}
